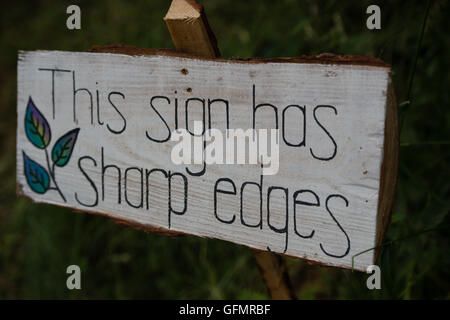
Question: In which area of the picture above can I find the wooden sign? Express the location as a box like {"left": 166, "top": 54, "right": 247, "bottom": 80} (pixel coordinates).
{"left": 16, "top": 50, "right": 397, "bottom": 271}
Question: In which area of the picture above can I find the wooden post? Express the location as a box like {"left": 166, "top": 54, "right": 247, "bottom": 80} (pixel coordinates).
{"left": 164, "top": 0, "right": 220, "bottom": 58}
{"left": 253, "top": 250, "right": 297, "bottom": 300}
{"left": 164, "top": 0, "right": 296, "bottom": 300}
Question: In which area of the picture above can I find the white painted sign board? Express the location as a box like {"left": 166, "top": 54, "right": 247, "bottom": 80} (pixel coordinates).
{"left": 17, "top": 50, "right": 397, "bottom": 271}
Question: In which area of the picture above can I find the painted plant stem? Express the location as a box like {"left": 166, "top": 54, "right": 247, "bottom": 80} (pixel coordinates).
{"left": 45, "top": 148, "right": 66, "bottom": 202}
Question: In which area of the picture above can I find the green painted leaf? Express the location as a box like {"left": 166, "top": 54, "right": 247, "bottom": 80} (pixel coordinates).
{"left": 24, "top": 97, "right": 51, "bottom": 149}
{"left": 23, "top": 151, "right": 50, "bottom": 194}
{"left": 51, "top": 128, "right": 80, "bottom": 167}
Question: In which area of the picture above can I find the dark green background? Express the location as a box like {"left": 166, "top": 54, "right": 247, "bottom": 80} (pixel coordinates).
{"left": 0, "top": 0, "right": 449, "bottom": 299}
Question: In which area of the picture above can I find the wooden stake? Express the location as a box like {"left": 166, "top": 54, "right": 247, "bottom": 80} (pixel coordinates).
{"left": 253, "top": 250, "right": 297, "bottom": 300}
{"left": 164, "top": 0, "right": 220, "bottom": 58}
{"left": 163, "top": 0, "right": 296, "bottom": 300}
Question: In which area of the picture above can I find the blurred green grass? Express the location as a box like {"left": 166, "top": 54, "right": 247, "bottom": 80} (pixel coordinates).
{"left": 0, "top": 0, "right": 449, "bottom": 299}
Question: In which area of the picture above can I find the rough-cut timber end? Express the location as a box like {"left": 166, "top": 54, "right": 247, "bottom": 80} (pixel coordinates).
{"left": 374, "top": 80, "right": 399, "bottom": 262}
{"left": 163, "top": 0, "right": 220, "bottom": 58}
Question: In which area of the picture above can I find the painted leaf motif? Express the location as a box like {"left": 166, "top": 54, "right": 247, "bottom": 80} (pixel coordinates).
{"left": 23, "top": 151, "right": 50, "bottom": 194}
{"left": 51, "top": 128, "right": 80, "bottom": 167}
{"left": 24, "top": 97, "right": 51, "bottom": 149}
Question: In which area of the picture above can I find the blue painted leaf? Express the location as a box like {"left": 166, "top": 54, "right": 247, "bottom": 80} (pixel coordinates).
{"left": 24, "top": 97, "right": 51, "bottom": 149}
{"left": 51, "top": 128, "right": 80, "bottom": 167}
{"left": 23, "top": 151, "right": 50, "bottom": 194}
